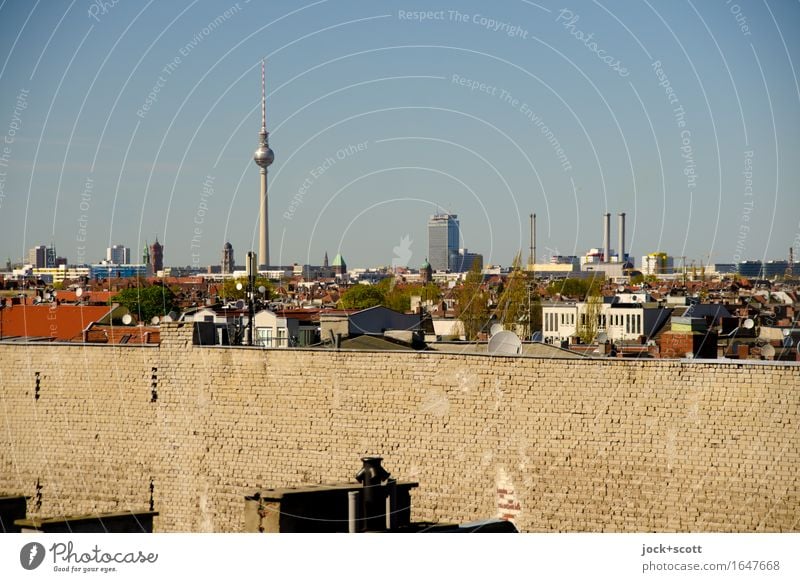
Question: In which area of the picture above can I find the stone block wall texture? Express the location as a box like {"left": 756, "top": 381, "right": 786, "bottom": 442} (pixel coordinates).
{"left": 1, "top": 323, "right": 798, "bottom": 532}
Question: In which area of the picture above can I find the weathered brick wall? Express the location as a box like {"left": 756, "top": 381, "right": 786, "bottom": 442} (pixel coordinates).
{"left": 1, "top": 322, "right": 798, "bottom": 532}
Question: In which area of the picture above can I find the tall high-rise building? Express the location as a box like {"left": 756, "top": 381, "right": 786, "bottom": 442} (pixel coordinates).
{"left": 106, "top": 245, "right": 131, "bottom": 265}
{"left": 28, "top": 245, "right": 57, "bottom": 268}
{"left": 253, "top": 59, "right": 275, "bottom": 269}
{"left": 449, "top": 248, "right": 483, "bottom": 273}
{"left": 150, "top": 238, "right": 164, "bottom": 273}
{"left": 428, "top": 213, "right": 459, "bottom": 272}
{"left": 28, "top": 245, "right": 47, "bottom": 268}
{"left": 222, "top": 242, "right": 235, "bottom": 274}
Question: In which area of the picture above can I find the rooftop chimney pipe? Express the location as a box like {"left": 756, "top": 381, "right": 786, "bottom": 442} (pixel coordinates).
{"left": 355, "top": 456, "right": 391, "bottom": 532}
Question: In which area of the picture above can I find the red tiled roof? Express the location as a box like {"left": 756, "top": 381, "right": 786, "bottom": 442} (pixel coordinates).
{"left": 0, "top": 304, "right": 114, "bottom": 341}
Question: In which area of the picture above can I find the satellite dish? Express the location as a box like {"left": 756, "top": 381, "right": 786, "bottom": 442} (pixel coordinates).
{"left": 258, "top": 285, "right": 266, "bottom": 294}
{"left": 43, "top": 292, "right": 51, "bottom": 300}
{"left": 161, "top": 315, "right": 173, "bottom": 323}
{"left": 52, "top": 291, "right": 57, "bottom": 298}
{"left": 631, "top": 295, "right": 638, "bottom": 302}
{"left": 783, "top": 336, "right": 794, "bottom": 348}
{"left": 743, "top": 318, "right": 755, "bottom": 329}
{"left": 122, "top": 314, "right": 133, "bottom": 325}
{"left": 168, "top": 310, "right": 178, "bottom": 320}
{"left": 76, "top": 287, "right": 83, "bottom": 297}
{"left": 490, "top": 323, "right": 504, "bottom": 337}
{"left": 236, "top": 282, "right": 243, "bottom": 291}
{"left": 235, "top": 300, "right": 245, "bottom": 310}
{"left": 761, "top": 344, "right": 775, "bottom": 358}
{"left": 33, "top": 297, "right": 40, "bottom": 304}
{"left": 596, "top": 332, "right": 608, "bottom": 343}
{"left": 531, "top": 331, "right": 543, "bottom": 342}
{"left": 782, "top": 328, "right": 790, "bottom": 337}
{"left": 151, "top": 316, "right": 160, "bottom": 325}
{"left": 488, "top": 330, "right": 522, "bottom": 355}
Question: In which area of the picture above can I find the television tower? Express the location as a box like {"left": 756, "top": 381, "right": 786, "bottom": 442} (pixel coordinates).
{"left": 253, "top": 59, "right": 274, "bottom": 269}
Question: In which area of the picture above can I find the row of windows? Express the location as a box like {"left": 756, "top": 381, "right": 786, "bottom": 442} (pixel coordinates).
{"left": 544, "top": 311, "right": 575, "bottom": 332}
{"left": 544, "top": 311, "right": 643, "bottom": 335}
{"left": 255, "top": 327, "right": 289, "bottom": 348}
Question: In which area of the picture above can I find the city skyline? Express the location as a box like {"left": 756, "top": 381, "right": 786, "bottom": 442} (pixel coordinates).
{"left": 0, "top": 1, "right": 798, "bottom": 270}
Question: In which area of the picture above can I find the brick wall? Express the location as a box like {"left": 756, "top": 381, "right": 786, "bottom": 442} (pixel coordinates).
{"left": 1, "top": 322, "right": 798, "bottom": 532}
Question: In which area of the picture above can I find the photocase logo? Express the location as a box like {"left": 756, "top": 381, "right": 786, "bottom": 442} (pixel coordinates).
{"left": 20, "top": 542, "right": 46, "bottom": 570}
{"left": 392, "top": 234, "right": 413, "bottom": 269}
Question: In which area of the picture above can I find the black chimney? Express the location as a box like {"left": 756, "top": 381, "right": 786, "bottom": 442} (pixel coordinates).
{"left": 355, "top": 456, "right": 390, "bottom": 531}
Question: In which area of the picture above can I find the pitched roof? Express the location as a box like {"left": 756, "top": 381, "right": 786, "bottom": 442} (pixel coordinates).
{"left": 0, "top": 304, "right": 115, "bottom": 341}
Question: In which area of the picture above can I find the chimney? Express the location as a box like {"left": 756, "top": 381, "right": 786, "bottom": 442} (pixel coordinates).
{"left": 618, "top": 212, "right": 626, "bottom": 263}
{"left": 355, "top": 456, "right": 391, "bottom": 532}
{"left": 603, "top": 213, "right": 611, "bottom": 262}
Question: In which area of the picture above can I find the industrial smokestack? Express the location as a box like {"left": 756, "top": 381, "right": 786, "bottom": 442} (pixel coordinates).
{"left": 529, "top": 213, "right": 536, "bottom": 267}
{"left": 618, "top": 212, "right": 626, "bottom": 263}
{"left": 603, "top": 213, "right": 611, "bottom": 263}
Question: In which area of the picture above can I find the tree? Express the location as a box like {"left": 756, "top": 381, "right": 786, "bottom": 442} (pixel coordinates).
{"left": 220, "top": 277, "right": 273, "bottom": 301}
{"left": 494, "top": 252, "right": 529, "bottom": 338}
{"left": 378, "top": 276, "right": 409, "bottom": 312}
{"left": 455, "top": 261, "right": 489, "bottom": 340}
{"left": 339, "top": 284, "right": 385, "bottom": 310}
{"left": 111, "top": 284, "right": 177, "bottom": 324}
{"left": 577, "top": 284, "right": 603, "bottom": 344}
{"left": 409, "top": 282, "right": 442, "bottom": 308}
{"left": 381, "top": 278, "right": 442, "bottom": 313}
{"left": 546, "top": 278, "right": 593, "bottom": 299}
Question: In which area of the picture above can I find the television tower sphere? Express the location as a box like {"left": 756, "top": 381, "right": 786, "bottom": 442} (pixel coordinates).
{"left": 254, "top": 142, "right": 274, "bottom": 167}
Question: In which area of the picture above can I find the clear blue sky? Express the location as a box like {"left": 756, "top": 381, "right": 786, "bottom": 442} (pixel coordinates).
{"left": 0, "top": 0, "right": 798, "bottom": 269}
